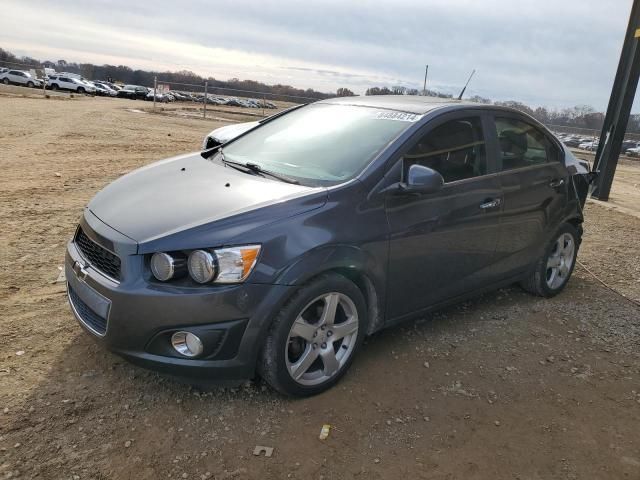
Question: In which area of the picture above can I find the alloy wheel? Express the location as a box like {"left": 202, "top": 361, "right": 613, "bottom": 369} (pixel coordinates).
{"left": 546, "top": 232, "right": 575, "bottom": 289}
{"left": 285, "top": 292, "right": 359, "bottom": 386}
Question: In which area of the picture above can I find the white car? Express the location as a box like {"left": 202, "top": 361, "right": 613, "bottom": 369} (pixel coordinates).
{"left": 202, "top": 121, "right": 261, "bottom": 149}
{"left": 578, "top": 141, "right": 599, "bottom": 151}
{"left": 0, "top": 69, "right": 41, "bottom": 88}
{"left": 626, "top": 146, "right": 640, "bottom": 157}
{"left": 47, "top": 75, "right": 95, "bottom": 94}
{"left": 201, "top": 106, "right": 300, "bottom": 149}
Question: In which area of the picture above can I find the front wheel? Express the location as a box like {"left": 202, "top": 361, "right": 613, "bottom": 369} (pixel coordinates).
{"left": 520, "top": 223, "right": 580, "bottom": 297}
{"left": 258, "top": 273, "right": 367, "bottom": 396}
{"left": 27, "top": 81, "right": 34, "bottom": 88}
{"left": 77, "top": 87, "right": 85, "bottom": 94}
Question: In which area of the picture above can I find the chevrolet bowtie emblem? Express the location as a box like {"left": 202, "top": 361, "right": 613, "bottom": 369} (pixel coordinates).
{"left": 73, "top": 260, "right": 89, "bottom": 280}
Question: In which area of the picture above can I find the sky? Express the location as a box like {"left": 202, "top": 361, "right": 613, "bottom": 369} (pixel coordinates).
{"left": 0, "top": 0, "right": 634, "bottom": 111}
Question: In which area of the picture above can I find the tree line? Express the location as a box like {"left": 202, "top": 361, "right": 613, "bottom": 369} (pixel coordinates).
{"left": 3, "top": 47, "right": 636, "bottom": 133}
{"left": 359, "top": 85, "right": 625, "bottom": 133}
{"left": 0, "top": 47, "right": 331, "bottom": 102}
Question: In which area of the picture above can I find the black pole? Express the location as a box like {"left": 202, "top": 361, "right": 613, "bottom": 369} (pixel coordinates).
{"left": 591, "top": 0, "right": 640, "bottom": 200}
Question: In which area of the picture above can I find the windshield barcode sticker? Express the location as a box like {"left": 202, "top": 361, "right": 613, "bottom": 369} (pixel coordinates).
{"left": 375, "top": 111, "right": 421, "bottom": 122}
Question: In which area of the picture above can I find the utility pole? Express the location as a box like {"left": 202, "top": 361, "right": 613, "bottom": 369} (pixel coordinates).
{"left": 203, "top": 81, "right": 208, "bottom": 119}
{"left": 422, "top": 65, "right": 428, "bottom": 96}
{"left": 591, "top": 0, "right": 640, "bottom": 200}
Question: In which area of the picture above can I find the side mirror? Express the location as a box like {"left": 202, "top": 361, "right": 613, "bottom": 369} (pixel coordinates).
{"left": 398, "top": 164, "right": 444, "bottom": 194}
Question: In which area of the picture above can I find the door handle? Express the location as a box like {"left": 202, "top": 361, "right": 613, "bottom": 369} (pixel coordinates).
{"left": 479, "top": 198, "right": 501, "bottom": 210}
{"left": 549, "top": 178, "right": 565, "bottom": 188}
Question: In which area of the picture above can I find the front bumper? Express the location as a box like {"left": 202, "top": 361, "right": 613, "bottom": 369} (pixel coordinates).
{"left": 65, "top": 215, "right": 295, "bottom": 380}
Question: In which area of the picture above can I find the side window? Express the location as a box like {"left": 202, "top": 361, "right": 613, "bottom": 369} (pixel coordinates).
{"left": 404, "top": 117, "right": 487, "bottom": 183}
{"left": 495, "top": 117, "right": 556, "bottom": 170}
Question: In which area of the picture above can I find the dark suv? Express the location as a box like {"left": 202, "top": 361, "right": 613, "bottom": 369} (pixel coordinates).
{"left": 65, "top": 96, "right": 591, "bottom": 396}
{"left": 116, "top": 84, "right": 149, "bottom": 100}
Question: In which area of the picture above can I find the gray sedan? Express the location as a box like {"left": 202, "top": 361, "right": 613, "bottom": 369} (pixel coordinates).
{"left": 66, "top": 96, "right": 592, "bottom": 396}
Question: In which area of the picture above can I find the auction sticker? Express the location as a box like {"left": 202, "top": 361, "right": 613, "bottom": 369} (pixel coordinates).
{"left": 375, "top": 111, "right": 421, "bottom": 122}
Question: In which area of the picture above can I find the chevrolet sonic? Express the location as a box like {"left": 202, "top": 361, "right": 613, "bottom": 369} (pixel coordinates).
{"left": 66, "top": 96, "right": 591, "bottom": 396}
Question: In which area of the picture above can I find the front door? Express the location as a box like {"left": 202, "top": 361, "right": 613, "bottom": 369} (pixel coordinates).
{"left": 385, "top": 113, "right": 503, "bottom": 320}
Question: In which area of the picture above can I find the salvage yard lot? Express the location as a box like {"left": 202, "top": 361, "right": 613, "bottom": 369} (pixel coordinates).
{"left": 1, "top": 95, "right": 640, "bottom": 479}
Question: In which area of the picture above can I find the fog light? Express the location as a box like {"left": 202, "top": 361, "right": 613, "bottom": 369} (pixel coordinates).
{"left": 171, "top": 331, "right": 204, "bottom": 357}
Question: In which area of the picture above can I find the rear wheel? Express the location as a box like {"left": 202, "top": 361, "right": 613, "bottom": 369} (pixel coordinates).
{"left": 258, "top": 273, "right": 367, "bottom": 396}
{"left": 2, "top": 78, "right": 8, "bottom": 85}
{"left": 520, "top": 223, "right": 579, "bottom": 297}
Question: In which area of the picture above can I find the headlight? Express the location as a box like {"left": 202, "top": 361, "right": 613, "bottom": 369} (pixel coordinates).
{"left": 186, "top": 245, "right": 261, "bottom": 284}
{"left": 150, "top": 252, "right": 186, "bottom": 281}
{"left": 214, "top": 245, "right": 261, "bottom": 283}
{"left": 153, "top": 245, "right": 261, "bottom": 284}
{"left": 187, "top": 250, "right": 217, "bottom": 284}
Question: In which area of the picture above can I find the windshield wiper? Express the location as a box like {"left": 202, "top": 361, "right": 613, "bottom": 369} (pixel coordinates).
{"left": 244, "top": 163, "right": 300, "bottom": 185}
{"left": 218, "top": 150, "right": 299, "bottom": 185}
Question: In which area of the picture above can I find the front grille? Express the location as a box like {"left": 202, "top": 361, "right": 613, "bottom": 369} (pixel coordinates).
{"left": 68, "top": 285, "right": 107, "bottom": 335}
{"left": 75, "top": 228, "right": 121, "bottom": 281}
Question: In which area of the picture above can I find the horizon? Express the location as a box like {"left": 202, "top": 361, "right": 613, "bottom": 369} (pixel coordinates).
{"left": 1, "top": 0, "right": 637, "bottom": 112}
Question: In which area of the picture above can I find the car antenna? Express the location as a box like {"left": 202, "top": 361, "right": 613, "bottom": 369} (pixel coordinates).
{"left": 457, "top": 69, "right": 476, "bottom": 100}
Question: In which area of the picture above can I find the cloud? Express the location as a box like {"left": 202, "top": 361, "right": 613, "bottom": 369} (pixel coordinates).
{"left": 0, "top": 0, "right": 633, "bottom": 109}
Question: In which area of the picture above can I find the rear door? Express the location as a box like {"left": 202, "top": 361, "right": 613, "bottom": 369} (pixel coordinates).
{"left": 488, "top": 112, "right": 569, "bottom": 277}
{"left": 385, "top": 111, "right": 504, "bottom": 320}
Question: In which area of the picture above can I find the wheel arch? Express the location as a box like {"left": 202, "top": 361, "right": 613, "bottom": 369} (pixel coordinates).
{"left": 274, "top": 245, "right": 386, "bottom": 335}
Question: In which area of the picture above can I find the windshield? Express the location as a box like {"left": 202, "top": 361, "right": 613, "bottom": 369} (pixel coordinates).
{"left": 221, "top": 104, "right": 419, "bottom": 186}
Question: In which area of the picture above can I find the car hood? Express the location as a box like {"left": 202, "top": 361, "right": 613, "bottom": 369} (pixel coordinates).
{"left": 88, "top": 152, "right": 326, "bottom": 248}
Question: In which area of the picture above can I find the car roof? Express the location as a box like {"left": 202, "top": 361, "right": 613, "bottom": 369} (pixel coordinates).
{"left": 319, "top": 95, "right": 467, "bottom": 114}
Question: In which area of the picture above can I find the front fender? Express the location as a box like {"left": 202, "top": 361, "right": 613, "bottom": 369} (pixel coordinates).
{"left": 274, "top": 244, "right": 387, "bottom": 334}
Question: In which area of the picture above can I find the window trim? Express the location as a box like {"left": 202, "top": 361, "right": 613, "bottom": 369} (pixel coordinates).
{"left": 393, "top": 110, "right": 497, "bottom": 186}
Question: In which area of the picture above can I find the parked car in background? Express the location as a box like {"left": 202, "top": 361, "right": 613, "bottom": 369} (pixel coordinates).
{"left": 97, "top": 81, "right": 122, "bottom": 92}
{"left": 66, "top": 96, "right": 592, "bottom": 396}
{"left": 47, "top": 75, "right": 95, "bottom": 94}
{"left": 0, "top": 69, "right": 41, "bottom": 88}
{"left": 562, "top": 137, "right": 583, "bottom": 148}
{"left": 578, "top": 141, "right": 599, "bottom": 151}
{"left": 117, "top": 85, "right": 149, "bottom": 100}
{"left": 625, "top": 146, "right": 640, "bottom": 156}
{"left": 145, "top": 90, "right": 172, "bottom": 102}
{"left": 621, "top": 140, "right": 637, "bottom": 151}
{"left": 202, "top": 106, "right": 299, "bottom": 149}
{"left": 93, "top": 82, "right": 117, "bottom": 96}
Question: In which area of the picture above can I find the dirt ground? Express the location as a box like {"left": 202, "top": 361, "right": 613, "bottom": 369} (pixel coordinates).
{"left": 1, "top": 94, "right": 639, "bottom": 480}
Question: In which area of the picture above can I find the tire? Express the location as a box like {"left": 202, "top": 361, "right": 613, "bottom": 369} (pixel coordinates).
{"left": 2, "top": 78, "right": 8, "bottom": 85}
{"left": 520, "top": 223, "right": 580, "bottom": 297}
{"left": 258, "top": 273, "right": 367, "bottom": 396}
{"left": 27, "top": 81, "right": 34, "bottom": 88}
{"left": 51, "top": 84, "right": 58, "bottom": 90}
{"left": 77, "top": 87, "right": 85, "bottom": 94}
